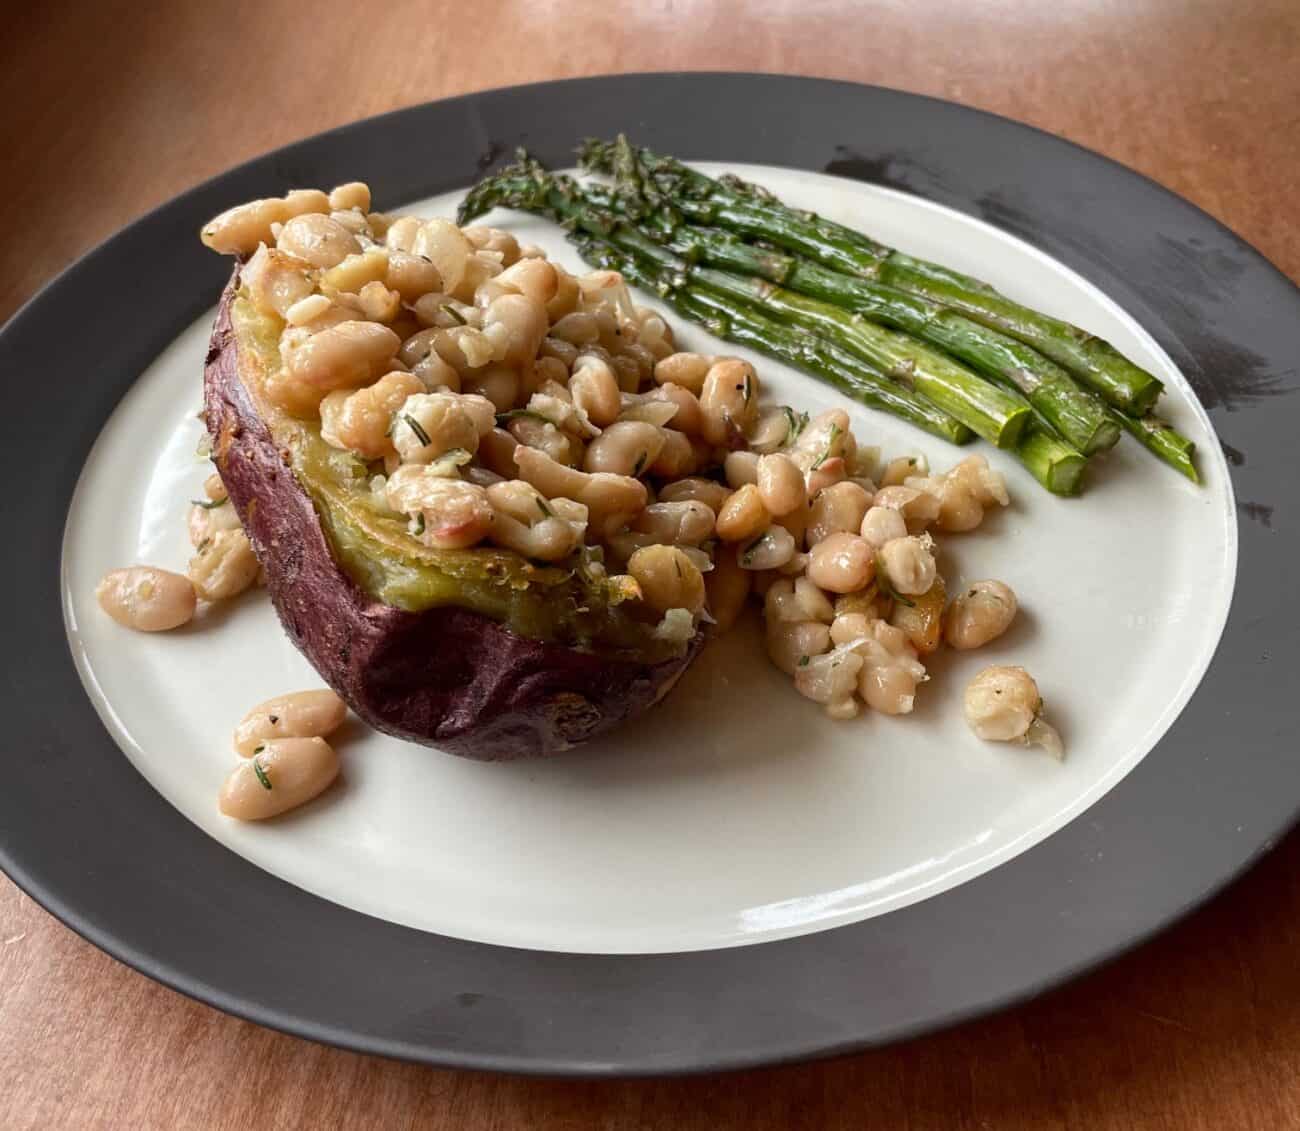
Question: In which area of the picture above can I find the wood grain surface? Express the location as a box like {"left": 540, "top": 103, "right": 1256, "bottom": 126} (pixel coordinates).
{"left": 3, "top": 1, "right": 1298, "bottom": 1128}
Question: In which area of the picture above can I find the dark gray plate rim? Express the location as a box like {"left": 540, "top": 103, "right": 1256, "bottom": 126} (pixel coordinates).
{"left": 2, "top": 73, "right": 1296, "bottom": 1077}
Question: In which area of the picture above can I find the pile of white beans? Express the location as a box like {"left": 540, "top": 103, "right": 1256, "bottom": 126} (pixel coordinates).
{"left": 97, "top": 179, "right": 1063, "bottom": 816}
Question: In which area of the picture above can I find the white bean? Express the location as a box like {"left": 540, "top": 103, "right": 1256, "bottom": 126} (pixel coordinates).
{"left": 945, "top": 580, "right": 1018, "bottom": 649}
{"left": 188, "top": 529, "right": 260, "bottom": 600}
{"left": 878, "top": 536, "right": 936, "bottom": 596}
{"left": 233, "top": 690, "right": 347, "bottom": 757}
{"left": 219, "top": 737, "right": 340, "bottom": 820}
{"left": 96, "top": 567, "right": 196, "bottom": 632}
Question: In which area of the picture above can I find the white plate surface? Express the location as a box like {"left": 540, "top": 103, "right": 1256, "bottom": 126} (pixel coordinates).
{"left": 61, "top": 165, "right": 1236, "bottom": 954}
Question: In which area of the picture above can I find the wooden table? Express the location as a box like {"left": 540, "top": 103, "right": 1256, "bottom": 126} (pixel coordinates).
{"left": 3, "top": 2, "right": 1297, "bottom": 1127}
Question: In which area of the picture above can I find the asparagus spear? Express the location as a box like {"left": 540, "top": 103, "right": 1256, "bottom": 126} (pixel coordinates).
{"left": 1110, "top": 409, "right": 1199, "bottom": 483}
{"left": 580, "top": 137, "right": 1167, "bottom": 417}
{"left": 592, "top": 209, "right": 1119, "bottom": 456}
{"left": 572, "top": 234, "right": 970, "bottom": 443}
{"left": 459, "top": 161, "right": 1032, "bottom": 450}
{"left": 574, "top": 233, "right": 1086, "bottom": 496}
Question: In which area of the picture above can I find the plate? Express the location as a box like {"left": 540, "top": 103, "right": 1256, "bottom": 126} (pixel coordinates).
{"left": 3, "top": 74, "right": 1298, "bottom": 1074}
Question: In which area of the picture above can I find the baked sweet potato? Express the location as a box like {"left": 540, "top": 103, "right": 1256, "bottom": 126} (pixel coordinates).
{"left": 204, "top": 269, "right": 702, "bottom": 760}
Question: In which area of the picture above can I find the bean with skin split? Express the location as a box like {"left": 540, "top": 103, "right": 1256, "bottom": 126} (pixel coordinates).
{"left": 284, "top": 320, "right": 400, "bottom": 393}
{"left": 569, "top": 357, "right": 623, "bottom": 427}
{"left": 584, "top": 421, "right": 664, "bottom": 477}
{"left": 219, "top": 737, "right": 340, "bottom": 821}
{"left": 491, "top": 257, "right": 557, "bottom": 306}
{"left": 878, "top": 535, "right": 936, "bottom": 596}
{"left": 319, "top": 370, "right": 424, "bottom": 459}
{"left": 241, "top": 245, "right": 315, "bottom": 318}
{"left": 96, "top": 567, "right": 197, "bottom": 632}
{"left": 385, "top": 468, "right": 494, "bottom": 549}
{"left": 485, "top": 481, "right": 586, "bottom": 562}
{"left": 963, "top": 666, "right": 1062, "bottom": 757}
{"left": 512, "top": 446, "right": 647, "bottom": 538}
{"left": 233, "top": 690, "right": 347, "bottom": 757}
{"left": 392, "top": 393, "right": 482, "bottom": 464}
{"left": 641, "top": 383, "right": 703, "bottom": 436}
{"left": 322, "top": 249, "right": 389, "bottom": 294}
{"left": 872, "top": 485, "right": 940, "bottom": 534}
{"left": 631, "top": 501, "right": 716, "bottom": 546}
{"left": 188, "top": 529, "right": 260, "bottom": 600}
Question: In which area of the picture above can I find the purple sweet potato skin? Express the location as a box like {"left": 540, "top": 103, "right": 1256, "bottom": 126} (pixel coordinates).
{"left": 203, "top": 270, "right": 701, "bottom": 760}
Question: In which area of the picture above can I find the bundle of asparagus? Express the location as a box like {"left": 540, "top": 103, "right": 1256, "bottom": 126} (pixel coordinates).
{"left": 458, "top": 140, "right": 1198, "bottom": 492}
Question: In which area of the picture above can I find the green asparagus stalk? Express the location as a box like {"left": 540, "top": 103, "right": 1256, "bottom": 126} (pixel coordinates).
{"left": 572, "top": 234, "right": 971, "bottom": 443}
{"left": 580, "top": 137, "right": 1168, "bottom": 417}
{"left": 1110, "top": 409, "right": 1199, "bottom": 483}
{"left": 684, "top": 260, "right": 1032, "bottom": 450}
{"left": 1016, "top": 421, "right": 1088, "bottom": 497}
{"left": 593, "top": 209, "right": 1119, "bottom": 456}
{"left": 459, "top": 161, "right": 1032, "bottom": 450}
{"left": 574, "top": 232, "right": 1086, "bottom": 496}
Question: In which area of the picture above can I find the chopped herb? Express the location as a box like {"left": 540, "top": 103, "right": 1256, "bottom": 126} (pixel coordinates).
{"left": 632, "top": 451, "right": 648, "bottom": 476}
{"left": 190, "top": 497, "right": 227, "bottom": 510}
{"left": 196, "top": 538, "right": 212, "bottom": 554}
{"left": 740, "top": 532, "right": 768, "bottom": 566}
{"left": 536, "top": 497, "right": 553, "bottom": 517}
{"left": 810, "top": 423, "right": 842, "bottom": 470}
{"left": 252, "top": 758, "right": 273, "bottom": 791}
{"left": 876, "top": 563, "right": 916, "bottom": 608}
{"left": 411, "top": 513, "right": 426, "bottom": 537}
{"left": 253, "top": 744, "right": 265, "bottom": 755}
{"left": 495, "top": 409, "right": 555, "bottom": 427}
{"left": 441, "top": 303, "right": 468, "bottom": 325}
{"left": 402, "top": 413, "right": 432, "bottom": 447}
{"left": 797, "top": 655, "right": 811, "bottom": 667}
{"left": 782, "top": 406, "right": 809, "bottom": 445}
{"left": 267, "top": 715, "right": 279, "bottom": 725}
